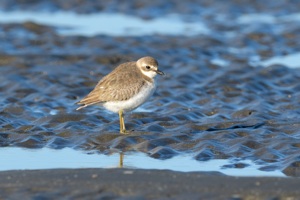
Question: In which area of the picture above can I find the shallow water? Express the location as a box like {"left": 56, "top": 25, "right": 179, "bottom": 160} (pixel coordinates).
{"left": 260, "top": 52, "right": 300, "bottom": 68}
{"left": 1, "top": 0, "right": 300, "bottom": 177}
{"left": 0, "top": 147, "right": 285, "bottom": 177}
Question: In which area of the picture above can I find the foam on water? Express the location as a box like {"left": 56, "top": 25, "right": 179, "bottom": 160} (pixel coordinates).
{"left": 0, "top": 11, "right": 210, "bottom": 36}
{"left": 0, "top": 147, "right": 285, "bottom": 177}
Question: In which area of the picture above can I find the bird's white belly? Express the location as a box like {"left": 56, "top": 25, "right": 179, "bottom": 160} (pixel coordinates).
{"left": 103, "top": 82, "right": 156, "bottom": 113}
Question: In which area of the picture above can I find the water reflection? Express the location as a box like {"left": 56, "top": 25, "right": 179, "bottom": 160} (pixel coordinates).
{"left": 119, "top": 153, "right": 124, "bottom": 168}
{"left": 0, "top": 11, "right": 210, "bottom": 36}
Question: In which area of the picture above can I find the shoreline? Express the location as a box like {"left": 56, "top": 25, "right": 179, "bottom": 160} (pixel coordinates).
{"left": 1, "top": 168, "right": 299, "bottom": 199}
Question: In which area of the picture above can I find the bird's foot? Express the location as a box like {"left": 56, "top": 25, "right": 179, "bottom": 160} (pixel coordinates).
{"left": 120, "top": 129, "right": 128, "bottom": 134}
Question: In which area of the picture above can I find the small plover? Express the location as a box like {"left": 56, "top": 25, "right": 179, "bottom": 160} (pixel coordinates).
{"left": 76, "top": 56, "right": 164, "bottom": 134}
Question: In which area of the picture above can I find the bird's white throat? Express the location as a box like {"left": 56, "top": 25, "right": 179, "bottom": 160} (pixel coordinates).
{"left": 140, "top": 68, "right": 158, "bottom": 78}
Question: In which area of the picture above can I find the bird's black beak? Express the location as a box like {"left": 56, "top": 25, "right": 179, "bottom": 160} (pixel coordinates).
{"left": 156, "top": 69, "right": 164, "bottom": 76}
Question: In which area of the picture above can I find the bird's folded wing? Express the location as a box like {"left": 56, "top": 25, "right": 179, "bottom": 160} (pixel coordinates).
{"left": 76, "top": 70, "right": 146, "bottom": 109}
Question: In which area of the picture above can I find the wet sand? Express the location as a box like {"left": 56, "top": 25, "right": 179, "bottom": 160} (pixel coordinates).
{"left": 1, "top": 168, "right": 300, "bottom": 200}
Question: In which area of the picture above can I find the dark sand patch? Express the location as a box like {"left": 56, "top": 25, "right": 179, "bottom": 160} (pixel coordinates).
{"left": 0, "top": 168, "right": 300, "bottom": 199}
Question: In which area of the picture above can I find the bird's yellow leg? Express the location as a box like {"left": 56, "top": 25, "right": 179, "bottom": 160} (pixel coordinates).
{"left": 118, "top": 110, "right": 126, "bottom": 134}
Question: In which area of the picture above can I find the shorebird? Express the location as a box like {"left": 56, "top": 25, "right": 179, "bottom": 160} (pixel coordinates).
{"left": 76, "top": 56, "right": 164, "bottom": 134}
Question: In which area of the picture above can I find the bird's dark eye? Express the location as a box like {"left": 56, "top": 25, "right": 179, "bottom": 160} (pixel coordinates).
{"left": 146, "top": 66, "right": 151, "bottom": 70}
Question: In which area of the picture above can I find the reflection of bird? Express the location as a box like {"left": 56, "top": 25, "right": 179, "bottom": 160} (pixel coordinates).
{"left": 119, "top": 153, "right": 124, "bottom": 168}
{"left": 76, "top": 56, "right": 164, "bottom": 134}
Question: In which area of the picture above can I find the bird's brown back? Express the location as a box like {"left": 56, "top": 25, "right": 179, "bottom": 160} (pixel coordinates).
{"left": 77, "top": 61, "right": 152, "bottom": 108}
